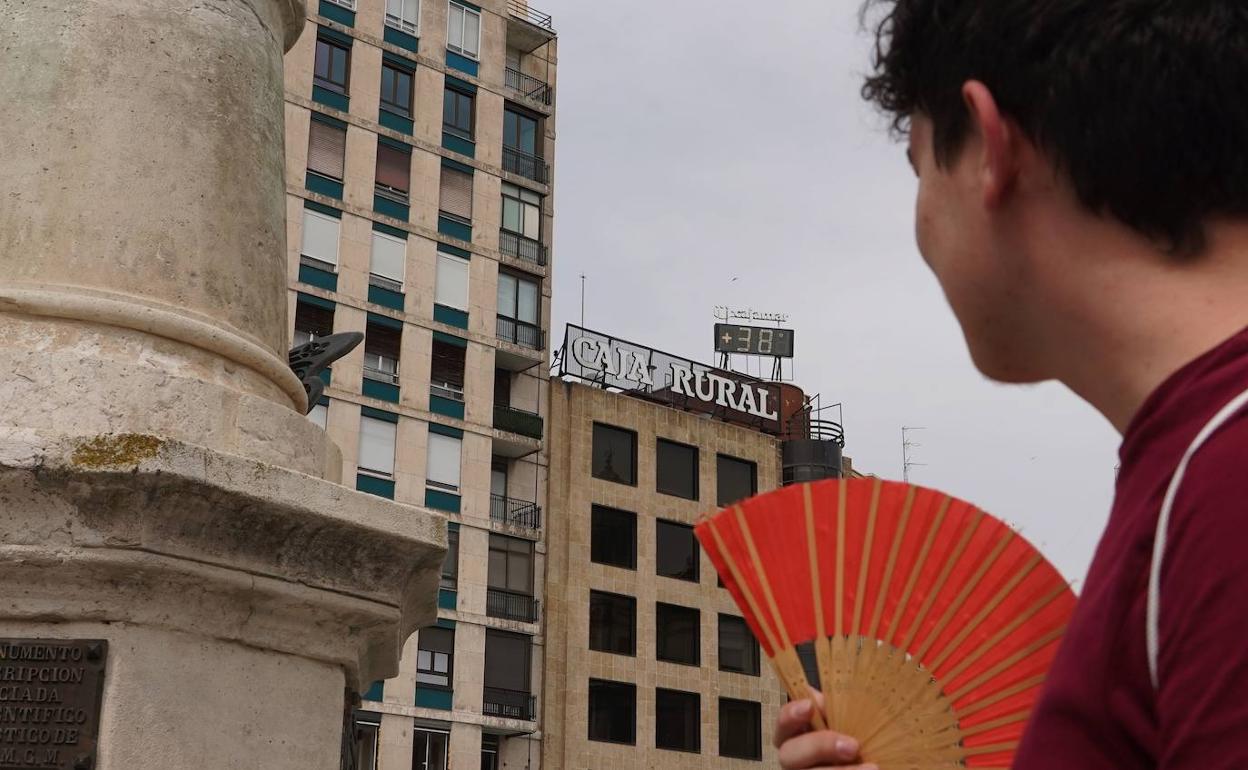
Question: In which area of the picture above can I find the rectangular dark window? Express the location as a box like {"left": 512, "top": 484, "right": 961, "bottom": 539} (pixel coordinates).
{"left": 416, "top": 626, "right": 454, "bottom": 689}
{"left": 656, "top": 439, "right": 699, "bottom": 500}
{"left": 717, "top": 454, "right": 758, "bottom": 507}
{"left": 431, "top": 339, "right": 466, "bottom": 401}
{"left": 440, "top": 527, "right": 459, "bottom": 590}
{"left": 656, "top": 688, "right": 700, "bottom": 753}
{"left": 656, "top": 602, "right": 700, "bottom": 666}
{"left": 354, "top": 712, "right": 380, "bottom": 770}
{"left": 375, "top": 142, "right": 411, "bottom": 200}
{"left": 307, "top": 119, "right": 347, "bottom": 181}
{"left": 592, "top": 423, "right": 636, "bottom": 485}
{"left": 656, "top": 520, "right": 699, "bottom": 582}
{"left": 503, "top": 108, "right": 540, "bottom": 156}
{"left": 719, "top": 698, "right": 763, "bottom": 760}
{"left": 588, "top": 679, "right": 635, "bottom": 745}
{"left": 363, "top": 321, "right": 401, "bottom": 384}
{"left": 438, "top": 164, "right": 473, "bottom": 221}
{"left": 718, "top": 614, "right": 760, "bottom": 676}
{"left": 484, "top": 630, "right": 531, "bottom": 693}
{"left": 591, "top": 505, "right": 636, "bottom": 569}
{"left": 443, "top": 86, "right": 474, "bottom": 139}
{"left": 413, "top": 728, "right": 449, "bottom": 770}
{"left": 294, "top": 300, "right": 334, "bottom": 345}
{"left": 380, "top": 62, "right": 413, "bottom": 116}
{"left": 487, "top": 534, "right": 533, "bottom": 595}
{"left": 314, "top": 37, "right": 351, "bottom": 94}
{"left": 589, "top": 591, "right": 636, "bottom": 656}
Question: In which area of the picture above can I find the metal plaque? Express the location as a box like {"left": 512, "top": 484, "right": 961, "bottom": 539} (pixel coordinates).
{"left": 0, "top": 639, "right": 107, "bottom": 770}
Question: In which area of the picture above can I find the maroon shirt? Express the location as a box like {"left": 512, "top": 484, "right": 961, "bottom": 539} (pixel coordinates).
{"left": 1014, "top": 327, "right": 1248, "bottom": 768}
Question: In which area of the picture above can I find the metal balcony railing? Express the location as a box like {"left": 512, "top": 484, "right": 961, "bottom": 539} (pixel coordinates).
{"left": 506, "top": 0, "right": 553, "bottom": 31}
{"left": 499, "top": 229, "right": 547, "bottom": 267}
{"left": 486, "top": 589, "right": 540, "bottom": 623}
{"left": 504, "top": 67, "right": 552, "bottom": 105}
{"left": 490, "top": 494, "right": 542, "bottom": 530}
{"left": 496, "top": 316, "right": 544, "bottom": 351}
{"left": 493, "top": 404, "right": 544, "bottom": 440}
{"left": 502, "top": 146, "right": 549, "bottom": 185}
{"left": 483, "top": 686, "right": 537, "bottom": 721}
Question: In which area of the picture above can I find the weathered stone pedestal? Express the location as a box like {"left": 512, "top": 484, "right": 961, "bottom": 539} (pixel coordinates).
{"left": 0, "top": 0, "right": 445, "bottom": 767}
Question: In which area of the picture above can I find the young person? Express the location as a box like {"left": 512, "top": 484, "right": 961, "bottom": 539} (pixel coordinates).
{"left": 777, "top": 2, "right": 1248, "bottom": 768}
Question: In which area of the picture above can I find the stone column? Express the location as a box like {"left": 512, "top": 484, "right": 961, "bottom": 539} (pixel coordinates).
{"left": 0, "top": 0, "right": 444, "bottom": 767}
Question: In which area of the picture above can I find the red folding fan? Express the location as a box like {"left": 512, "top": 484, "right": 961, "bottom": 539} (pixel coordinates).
{"left": 696, "top": 478, "right": 1075, "bottom": 769}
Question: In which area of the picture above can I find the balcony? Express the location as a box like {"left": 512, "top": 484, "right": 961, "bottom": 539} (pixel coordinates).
{"left": 499, "top": 229, "right": 547, "bottom": 267}
{"left": 486, "top": 588, "right": 540, "bottom": 623}
{"left": 494, "top": 404, "right": 543, "bottom": 439}
{"left": 504, "top": 67, "right": 552, "bottom": 106}
{"left": 502, "top": 146, "right": 549, "bottom": 185}
{"left": 490, "top": 494, "right": 542, "bottom": 531}
{"left": 497, "top": 317, "right": 543, "bottom": 351}
{"left": 483, "top": 686, "right": 536, "bottom": 722}
{"left": 505, "top": 0, "right": 554, "bottom": 54}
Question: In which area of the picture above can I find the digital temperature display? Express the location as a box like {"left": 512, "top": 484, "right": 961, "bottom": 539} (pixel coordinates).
{"left": 714, "top": 323, "right": 795, "bottom": 358}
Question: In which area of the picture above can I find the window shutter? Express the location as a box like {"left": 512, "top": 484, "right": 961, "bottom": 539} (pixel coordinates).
{"left": 375, "top": 144, "right": 410, "bottom": 193}
{"left": 301, "top": 210, "right": 341, "bottom": 266}
{"left": 439, "top": 166, "right": 473, "bottom": 220}
{"left": 370, "top": 231, "right": 406, "bottom": 283}
{"left": 307, "top": 120, "right": 346, "bottom": 180}
{"left": 426, "top": 433, "right": 462, "bottom": 489}
{"left": 435, "top": 252, "right": 470, "bottom": 309}
{"left": 358, "top": 416, "right": 397, "bottom": 475}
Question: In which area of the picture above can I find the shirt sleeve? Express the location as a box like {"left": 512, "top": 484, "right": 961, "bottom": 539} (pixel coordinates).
{"left": 1156, "top": 417, "right": 1248, "bottom": 768}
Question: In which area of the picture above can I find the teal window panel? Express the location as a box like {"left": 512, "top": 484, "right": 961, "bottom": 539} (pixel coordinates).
{"left": 432, "top": 331, "right": 467, "bottom": 348}
{"left": 318, "top": 368, "right": 332, "bottom": 386}
{"left": 433, "top": 304, "right": 468, "bottom": 329}
{"left": 438, "top": 589, "right": 457, "bottom": 610}
{"left": 440, "top": 157, "right": 474, "bottom": 174}
{"left": 425, "top": 488, "right": 461, "bottom": 513}
{"left": 297, "top": 291, "right": 336, "bottom": 311}
{"left": 379, "top": 109, "right": 413, "bottom": 135}
{"left": 311, "top": 85, "right": 350, "bottom": 112}
{"left": 366, "top": 311, "right": 404, "bottom": 330}
{"left": 361, "top": 406, "right": 399, "bottom": 422}
{"left": 444, "top": 75, "right": 476, "bottom": 94}
{"left": 444, "top": 50, "right": 479, "bottom": 77}
{"left": 318, "top": 0, "right": 355, "bottom": 26}
{"left": 356, "top": 473, "right": 395, "bottom": 499}
{"left": 429, "top": 395, "right": 465, "bottom": 420}
{"left": 436, "top": 243, "right": 471, "bottom": 259}
{"left": 441, "top": 132, "right": 475, "bottom": 158}
{"left": 437, "top": 216, "right": 471, "bottom": 242}
{"left": 374, "top": 194, "right": 410, "bottom": 221}
{"left": 363, "top": 681, "right": 384, "bottom": 701}
{"left": 368, "top": 284, "right": 405, "bottom": 310}
{"left": 303, "top": 199, "right": 342, "bottom": 219}
{"left": 305, "top": 171, "right": 344, "bottom": 200}
{"left": 373, "top": 221, "right": 407, "bottom": 239}
{"left": 428, "top": 422, "right": 463, "bottom": 439}
{"left": 384, "top": 25, "right": 419, "bottom": 52}
{"left": 362, "top": 377, "right": 400, "bottom": 403}
{"left": 298, "top": 263, "right": 339, "bottom": 291}
{"left": 415, "top": 688, "right": 453, "bottom": 711}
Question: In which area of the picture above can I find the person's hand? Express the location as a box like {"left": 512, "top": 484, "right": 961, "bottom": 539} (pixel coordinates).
{"left": 775, "top": 693, "right": 876, "bottom": 770}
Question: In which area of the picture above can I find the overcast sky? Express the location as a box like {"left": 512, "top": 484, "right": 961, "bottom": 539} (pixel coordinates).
{"left": 538, "top": 0, "right": 1121, "bottom": 583}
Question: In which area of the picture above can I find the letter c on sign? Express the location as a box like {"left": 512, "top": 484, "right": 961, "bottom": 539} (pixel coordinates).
{"left": 572, "top": 337, "right": 598, "bottom": 369}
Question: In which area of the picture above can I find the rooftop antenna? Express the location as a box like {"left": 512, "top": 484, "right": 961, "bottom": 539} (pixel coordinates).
{"left": 902, "top": 426, "right": 927, "bottom": 482}
{"left": 580, "top": 273, "right": 586, "bottom": 327}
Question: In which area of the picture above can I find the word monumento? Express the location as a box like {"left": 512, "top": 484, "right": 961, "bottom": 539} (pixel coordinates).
{"left": 0, "top": 640, "right": 106, "bottom": 770}
{"left": 571, "top": 337, "right": 779, "bottom": 421}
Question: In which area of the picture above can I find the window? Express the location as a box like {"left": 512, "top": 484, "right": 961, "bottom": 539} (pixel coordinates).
{"left": 719, "top": 699, "right": 763, "bottom": 760}
{"left": 314, "top": 37, "right": 351, "bottom": 94}
{"left": 656, "top": 603, "right": 700, "bottom": 666}
{"left": 656, "top": 520, "right": 699, "bottom": 582}
{"left": 380, "top": 62, "right": 414, "bottom": 116}
{"left": 487, "top": 534, "right": 533, "bottom": 595}
{"left": 656, "top": 439, "right": 699, "bottom": 500}
{"left": 358, "top": 415, "right": 396, "bottom": 477}
{"left": 416, "top": 626, "right": 454, "bottom": 688}
{"left": 443, "top": 86, "right": 474, "bottom": 139}
{"left": 484, "top": 631, "right": 531, "bottom": 709}
{"left": 354, "top": 712, "right": 380, "bottom": 770}
{"left": 375, "top": 142, "right": 411, "bottom": 202}
{"left": 591, "top": 423, "right": 636, "bottom": 485}
{"left": 441, "top": 527, "right": 459, "bottom": 590}
{"left": 503, "top": 108, "right": 539, "bottom": 156}
{"left": 439, "top": 165, "right": 473, "bottom": 222}
{"left": 430, "top": 338, "right": 466, "bottom": 401}
{"left": 588, "top": 679, "right": 635, "bottom": 745}
{"left": 589, "top": 591, "right": 635, "bottom": 656}
{"left": 364, "top": 321, "right": 401, "bottom": 384}
{"left": 496, "top": 273, "right": 539, "bottom": 349}
{"left": 307, "top": 119, "right": 346, "bottom": 181}
{"left": 717, "top": 454, "right": 758, "bottom": 507}
{"left": 656, "top": 689, "right": 700, "bottom": 753}
{"left": 446, "top": 1, "right": 480, "bottom": 59}
{"left": 590, "top": 505, "right": 636, "bottom": 569}
{"left": 718, "top": 615, "right": 760, "bottom": 676}
{"left": 426, "top": 432, "right": 461, "bottom": 491}
{"left": 300, "top": 209, "right": 341, "bottom": 269}
{"left": 480, "top": 734, "right": 498, "bottom": 770}
{"left": 413, "top": 728, "right": 449, "bottom": 770}
{"left": 370, "top": 231, "right": 406, "bottom": 290}
{"left": 501, "top": 183, "right": 541, "bottom": 240}
{"left": 385, "top": 0, "right": 418, "bottom": 34}
{"left": 434, "top": 250, "right": 469, "bottom": 310}
{"left": 493, "top": 369, "right": 511, "bottom": 409}
{"left": 294, "top": 300, "right": 334, "bottom": 346}
{"left": 308, "top": 402, "right": 328, "bottom": 428}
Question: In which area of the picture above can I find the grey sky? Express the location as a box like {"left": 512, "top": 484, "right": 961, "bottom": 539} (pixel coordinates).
{"left": 539, "top": 0, "right": 1120, "bottom": 583}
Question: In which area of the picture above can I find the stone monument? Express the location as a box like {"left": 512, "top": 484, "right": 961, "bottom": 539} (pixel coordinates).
{"left": 0, "top": 0, "right": 444, "bottom": 767}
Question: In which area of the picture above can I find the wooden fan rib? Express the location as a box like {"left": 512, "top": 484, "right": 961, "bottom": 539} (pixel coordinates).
{"left": 941, "top": 582, "right": 1069, "bottom": 685}
{"left": 949, "top": 625, "right": 1066, "bottom": 703}
{"left": 914, "top": 524, "right": 1015, "bottom": 663}
{"left": 899, "top": 507, "right": 985, "bottom": 654}
{"left": 959, "top": 709, "right": 1031, "bottom": 739}
{"left": 955, "top": 673, "right": 1046, "bottom": 721}
{"left": 926, "top": 553, "right": 1043, "bottom": 674}
{"left": 801, "top": 484, "right": 835, "bottom": 731}
{"left": 885, "top": 495, "right": 954, "bottom": 646}
{"left": 850, "top": 477, "right": 883, "bottom": 638}
{"left": 835, "top": 480, "right": 847, "bottom": 639}
{"left": 963, "top": 741, "right": 1019, "bottom": 758}
{"left": 867, "top": 485, "right": 918, "bottom": 640}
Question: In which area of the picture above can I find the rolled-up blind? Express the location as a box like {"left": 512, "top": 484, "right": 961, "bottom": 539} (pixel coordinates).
{"left": 439, "top": 166, "right": 473, "bottom": 220}
{"left": 308, "top": 120, "right": 346, "bottom": 180}
{"left": 375, "top": 143, "right": 410, "bottom": 192}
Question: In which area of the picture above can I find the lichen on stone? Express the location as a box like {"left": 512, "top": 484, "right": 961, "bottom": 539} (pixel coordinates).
{"left": 71, "top": 433, "right": 164, "bottom": 468}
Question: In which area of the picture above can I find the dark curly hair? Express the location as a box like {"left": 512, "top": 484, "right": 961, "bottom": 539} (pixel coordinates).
{"left": 861, "top": 0, "right": 1248, "bottom": 254}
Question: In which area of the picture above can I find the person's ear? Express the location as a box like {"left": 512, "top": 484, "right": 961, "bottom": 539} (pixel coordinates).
{"left": 962, "top": 80, "right": 1019, "bottom": 208}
